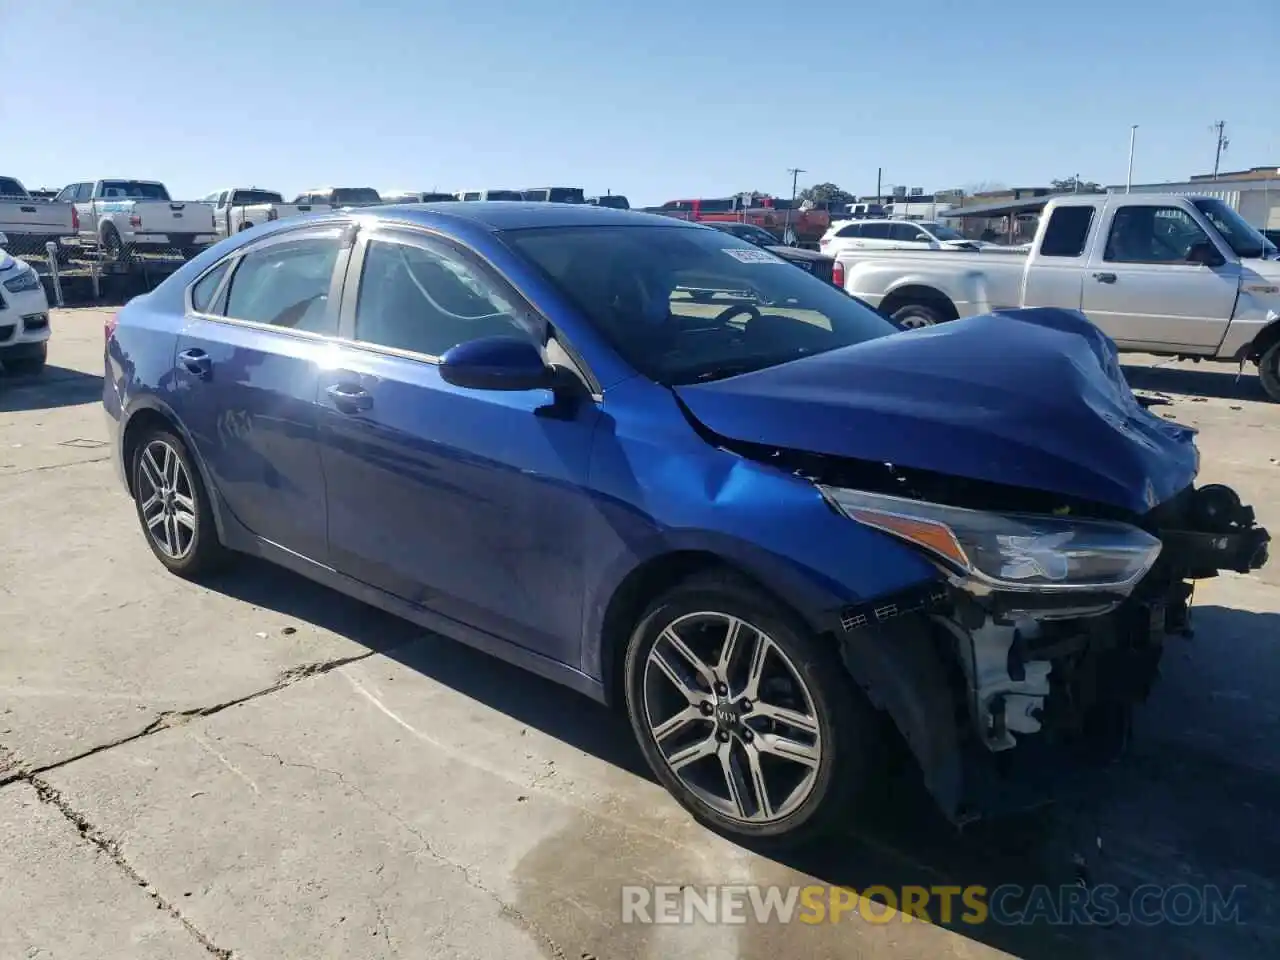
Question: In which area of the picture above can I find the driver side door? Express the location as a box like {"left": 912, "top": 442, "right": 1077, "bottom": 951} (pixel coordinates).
{"left": 1081, "top": 204, "right": 1241, "bottom": 352}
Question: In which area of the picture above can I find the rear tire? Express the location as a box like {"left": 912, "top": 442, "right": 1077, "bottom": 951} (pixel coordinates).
{"left": 130, "top": 428, "right": 229, "bottom": 579}
{"left": 101, "top": 225, "right": 129, "bottom": 264}
{"left": 1258, "top": 341, "right": 1280, "bottom": 403}
{"left": 623, "top": 570, "right": 875, "bottom": 848}
{"left": 891, "top": 302, "right": 948, "bottom": 329}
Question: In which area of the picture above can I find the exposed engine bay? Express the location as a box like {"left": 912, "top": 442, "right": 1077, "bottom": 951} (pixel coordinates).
{"left": 699, "top": 421, "right": 1271, "bottom": 821}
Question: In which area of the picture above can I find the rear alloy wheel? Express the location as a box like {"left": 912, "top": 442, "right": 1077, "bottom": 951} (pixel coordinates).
{"left": 1258, "top": 341, "right": 1280, "bottom": 403}
{"left": 624, "top": 572, "right": 871, "bottom": 845}
{"left": 891, "top": 302, "right": 948, "bottom": 329}
{"left": 131, "top": 429, "right": 227, "bottom": 578}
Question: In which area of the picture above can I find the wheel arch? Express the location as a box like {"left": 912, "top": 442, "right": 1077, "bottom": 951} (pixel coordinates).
{"left": 879, "top": 283, "right": 959, "bottom": 321}
{"left": 120, "top": 400, "right": 231, "bottom": 544}
{"left": 1244, "top": 317, "right": 1280, "bottom": 363}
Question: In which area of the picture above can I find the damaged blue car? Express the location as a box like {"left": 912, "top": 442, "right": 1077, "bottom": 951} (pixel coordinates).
{"left": 105, "top": 203, "right": 1270, "bottom": 845}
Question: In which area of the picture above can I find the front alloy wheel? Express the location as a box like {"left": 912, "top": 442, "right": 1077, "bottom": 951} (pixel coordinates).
{"left": 642, "top": 612, "right": 822, "bottom": 824}
{"left": 625, "top": 572, "right": 871, "bottom": 844}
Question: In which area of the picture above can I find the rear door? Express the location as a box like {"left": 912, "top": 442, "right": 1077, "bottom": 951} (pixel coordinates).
{"left": 170, "top": 223, "right": 351, "bottom": 561}
{"left": 1081, "top": 202, "right": 1240, "bottom": 351}
{"left": 317, "top": 225, "right": 600, "bottom": 663}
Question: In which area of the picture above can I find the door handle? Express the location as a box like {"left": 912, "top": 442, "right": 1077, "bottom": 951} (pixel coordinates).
{"left": 177, "top": 348, "right": 212, "bottom": 378}
{"left": 326, "top": 383, "right": 373, "bottom": 413}
{"left": 1092, "top": 272, "right": 1117, "bottom": 284}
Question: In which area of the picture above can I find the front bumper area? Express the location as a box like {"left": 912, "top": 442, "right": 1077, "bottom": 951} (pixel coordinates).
{"left": 836, "top": 481, "right": 1269, "bottom": 823}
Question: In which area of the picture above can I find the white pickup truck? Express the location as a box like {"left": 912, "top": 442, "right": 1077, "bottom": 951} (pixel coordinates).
{"left": 838, "top": 193, "right": 1280, "bottom": 400}
{"left": 0, "top": 176, "right": 75, "bottom": 256}
{"left": 203, "top": 187, "right": 335, "bottom": 238}
{"left": 53, "top": 179, "right": 216, "bottom": 262}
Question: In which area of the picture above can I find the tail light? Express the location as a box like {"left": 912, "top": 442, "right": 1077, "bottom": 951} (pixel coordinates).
{"left": 104, "top": 313, "right": 119, "bottom": 341}
{"left": 129, "top": 215, "right": 142, "bottom": 228}
{"left": 71, "top": 205, "right": 79, "bottom": 231}
{"left": 832, "top": 260, "right": 845, "bottom": 288}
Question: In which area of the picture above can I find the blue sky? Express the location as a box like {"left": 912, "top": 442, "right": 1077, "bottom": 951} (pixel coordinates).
{"left": 2, "top": 0, "right": 1275, "bottom": 205}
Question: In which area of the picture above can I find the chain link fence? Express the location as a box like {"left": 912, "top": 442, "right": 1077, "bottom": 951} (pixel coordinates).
{"left": 3, "top": 212, "right": 218, "bottom": 308}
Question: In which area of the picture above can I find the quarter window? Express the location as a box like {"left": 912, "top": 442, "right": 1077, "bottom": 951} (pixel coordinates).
{"left": 353, "top": 239, "right": 534, "bottom": 357}
{"left": 223, "top": 236, "right": 340, "bottom": 333}
{"left": 1040, "top": 206, "right": 1095, "bottom": 257}
{"left": 190, "top": 261, "right": 232, "bottom": 314}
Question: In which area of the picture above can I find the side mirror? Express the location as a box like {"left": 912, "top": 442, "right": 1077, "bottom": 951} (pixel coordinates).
{"left": 439, "top": 336, "right": 554, "bottom": 391}
{"left": 1186, "top": 241, "right": 1225, "bottom": 268}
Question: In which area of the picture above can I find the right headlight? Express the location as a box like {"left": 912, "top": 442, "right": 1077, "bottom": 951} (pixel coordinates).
{"left": 819, "top": 486, "right": 1163, "bottom": 594}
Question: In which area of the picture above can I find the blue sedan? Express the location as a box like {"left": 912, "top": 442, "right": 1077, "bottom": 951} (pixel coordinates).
{"left": 104, "top": 202, "right": 1268, "bottom": 844}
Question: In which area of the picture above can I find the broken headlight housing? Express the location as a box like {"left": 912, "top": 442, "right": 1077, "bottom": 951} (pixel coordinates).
{"left": 819, "top": 487, "right": 1162, "bottom": 594}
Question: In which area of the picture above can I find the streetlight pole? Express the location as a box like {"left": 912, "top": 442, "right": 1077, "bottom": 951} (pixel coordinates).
{"left": 785, "top": 167, "right": 805, "bottom": 246}
{"left": 1126, "top": 125, "right": 1137, "bottom": 193}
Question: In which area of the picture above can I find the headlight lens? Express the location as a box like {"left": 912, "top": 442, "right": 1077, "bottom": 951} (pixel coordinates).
{"left": 3, "top": 266, "right": 41, "bottom": 293}
{"left": 819, "top": 486, "right": 1162, "bottom": 592}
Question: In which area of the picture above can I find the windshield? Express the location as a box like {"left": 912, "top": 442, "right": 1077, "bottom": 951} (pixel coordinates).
{"left": 919, "top": 221, "right": 965, "bottom": 242}
{"left": 486, "top": 190, "right": 525, "bottom": 202}
{"left": 232, "top": 190, "right": 284, "bottom": 205}
{"left": 100, "top": 180, "right": 170, "bottom": 201}
{"left": 333, "top": 188, "right": 382, "bottom": 206}
{"left": 592, "top": 195, "right": 630, "bottom": 209}
{"left": 0, "top": 177, "right": 27, "bottom": 198}
{"left": 1191, "top": 197, "right": 1274, "bottom": 259}
{"left": 548, "top": 188, "right": 585, "bottom": 204}
{"left": 504, "top": 224, "right": 897, "bottom": 385}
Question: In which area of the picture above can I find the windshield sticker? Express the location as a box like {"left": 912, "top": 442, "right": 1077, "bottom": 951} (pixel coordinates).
{"left": 723, "top": 247, "right": 785, "bottom": 264}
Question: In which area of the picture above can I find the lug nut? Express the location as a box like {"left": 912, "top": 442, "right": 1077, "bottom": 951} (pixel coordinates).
{"left": 739, "top": 699, "right": 752, "bottom": 713}
{"left": 700, "top": 702, "right": 713, "bottom": 716}
{"left": 714, "top": 682, "right": 728, "bottom": 696}
{"left": 741, "top": 728, "right": 754, "bottom": 742}
{"left": 716, "top": 730, "right": 731, "bottom": 743}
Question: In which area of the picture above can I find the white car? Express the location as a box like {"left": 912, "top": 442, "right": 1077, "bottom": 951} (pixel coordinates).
{"left": 0, "top": 238, "right": 51, "bottom": 374}
{"left": 819, "top": 218, "right": 982, "bottom": 257}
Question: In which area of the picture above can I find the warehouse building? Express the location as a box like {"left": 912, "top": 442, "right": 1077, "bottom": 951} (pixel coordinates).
{"left": 1108, "top": 165, "right": 1280, "bottom": 230}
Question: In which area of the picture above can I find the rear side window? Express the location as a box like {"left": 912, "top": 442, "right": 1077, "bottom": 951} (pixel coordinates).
{"left": 223, "top": 236, "right": 340, "bottom": 334}
{"left": 861, "top": 222, "right": 892, "bottom": 240}
{"left": 190, "top": 261, "right": 232, "bottom": 313}
{"left": 1040, "top": 206, "right": 1096, "bottom": 257}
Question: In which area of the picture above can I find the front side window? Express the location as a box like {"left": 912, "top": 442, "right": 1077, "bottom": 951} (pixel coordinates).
{"left": 223, "top": 236, "right": 340, "bottom": 333}
{"left": 74, "top": 183, "right": 94, "bottom": 202}
{"left": 353, "top": 239, "right": 534, "bottom": 357}
{"left": 1105, "top": 206, "right": 1211, "bottom": 264}
{"left": 890, "top": 223, "right": 928, "bottom": 242}
{"left": 860, "top": 222, "right": 892, "bottom": 240}
{"left": 505, "top": 224, "right": 897, "bottom": 385}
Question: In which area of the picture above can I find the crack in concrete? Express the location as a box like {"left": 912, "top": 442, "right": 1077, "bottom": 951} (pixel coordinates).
{"left": 0, "top": 455, "right": 112, "bottom": 478}
{"left": 28, "top": 774, "right": 236, "bottom": 959}
{"left": 0, "top": 651, "right": 376, "bottom": 786}
{"left": 231, "top": 738, "right": 568, "bottom": 960}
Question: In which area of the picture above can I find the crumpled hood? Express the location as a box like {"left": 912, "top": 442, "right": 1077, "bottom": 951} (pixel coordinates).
{"left": 673, "top": 307, "right": 1199, "bottom": 514}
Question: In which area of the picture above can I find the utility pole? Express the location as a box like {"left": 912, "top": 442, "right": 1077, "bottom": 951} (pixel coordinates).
{"left": 876, "top": 167, "right": 882, "bottom": 204}
{"left": 1126, "top": 125, "right": 1138, "bottom": 193}
{"left": 1211, "top": 121, "right": 1228, "bottom": 179}
{"left": 784, "top": 167, "right": 805, "bottom": 245}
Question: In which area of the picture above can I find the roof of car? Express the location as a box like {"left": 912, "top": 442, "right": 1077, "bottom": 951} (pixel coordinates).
{"left": 365, "top": 201, "right": 696, "bottom": 232}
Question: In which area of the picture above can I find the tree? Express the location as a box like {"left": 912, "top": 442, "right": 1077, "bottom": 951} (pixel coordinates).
{"left": 1051, "top": 176, "right": 1104, "bottom": 194}
{"left": 797, "top": 182, "right": 854, "bottom": 205}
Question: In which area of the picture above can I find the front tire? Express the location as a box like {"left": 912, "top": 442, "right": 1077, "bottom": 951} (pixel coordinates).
{"left": 1258, "top": 341, "right": 1280, "bottom": 403}
{"left": 623, "top": 570, "right": 873, "bottom": 846}
{"left": 130, "top": 429, "right": 228, "bottom": 578}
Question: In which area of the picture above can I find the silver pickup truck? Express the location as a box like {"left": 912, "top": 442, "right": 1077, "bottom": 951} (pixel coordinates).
{"left": 838, "top": 193, "right": 1280, "bottom": 400}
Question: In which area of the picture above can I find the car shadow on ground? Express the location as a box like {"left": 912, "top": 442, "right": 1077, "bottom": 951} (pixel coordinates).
{"left": 0, "top": 365, "right": 105, "bottom": 412}
{"left": 1123, "top": 361, "right": 1267, "bottom": 402}
{"left": 198, "top": 556, "right": 1280, "bottom": 960}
